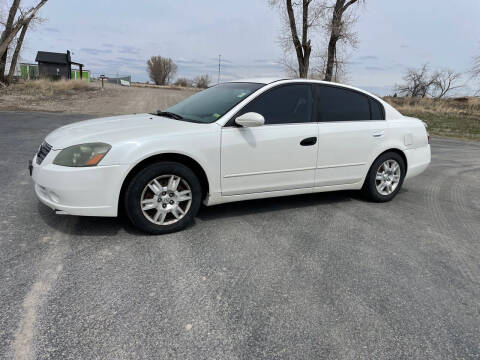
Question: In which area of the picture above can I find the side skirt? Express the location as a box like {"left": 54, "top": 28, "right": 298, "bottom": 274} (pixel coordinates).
{"left": 204, "top": 181, "right": 364, "bottom": 206}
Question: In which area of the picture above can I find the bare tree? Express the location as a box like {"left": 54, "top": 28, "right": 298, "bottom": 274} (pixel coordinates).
{"left": 0, "top": 0, "right": 48, "bottom": 83}
{"left": 269, "top": 0, "right": 325, "bottom": 78}
{"left": 7, "top": 13, "right": 44, "bottom": 83}
{"left": 396, "top": 65, "right": 463, "bottom": 98}
{"left": 430, "top": 69, "right": 462, "bottom": 98}
{"left": 147, "top": 56, "right": 177, "bottom": 85}
{"left": 0, "top": 0, "right": 47, "bottom": 58}
{"left": 395, "top": 64, "right": 437, "bottom": 98}
{"left": 324, "top": 0, "right": 363, "bottom": 81}
{"left": 285, "top": 0, "right": 312, "bottom": 78}
{"left": 0, "top": 0, "right": 21, "bottom": 81}
{"left": 269, "top": 0, "right": 362, "bottom": 80}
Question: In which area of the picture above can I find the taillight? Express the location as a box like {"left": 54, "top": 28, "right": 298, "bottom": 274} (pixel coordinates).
{"left": 427, "top": 133, "right": 430, "bottom": 144}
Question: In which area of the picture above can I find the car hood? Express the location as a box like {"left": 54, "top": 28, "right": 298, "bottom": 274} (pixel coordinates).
{"left": 45, "top": 113, "right": 212, "bottom": 149}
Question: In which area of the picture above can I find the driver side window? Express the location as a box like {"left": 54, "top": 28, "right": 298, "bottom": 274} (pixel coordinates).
{"left": 236, "top": 84, "right": 313, "bottom": 125}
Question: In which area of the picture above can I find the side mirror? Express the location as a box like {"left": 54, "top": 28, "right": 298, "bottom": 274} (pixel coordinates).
{"left": 235, "top": 112, "right": 265, "bottom": 127}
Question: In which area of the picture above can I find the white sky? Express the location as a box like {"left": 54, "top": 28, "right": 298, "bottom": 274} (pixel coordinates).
{"left": 17, "top": 0, "right": 480, "bottom": 95}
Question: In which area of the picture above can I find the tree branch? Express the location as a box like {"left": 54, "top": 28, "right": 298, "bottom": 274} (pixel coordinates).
{"left": 0, "top": 0, "right": 21, "bottom": 77}
{"left": 8, "top": 15, "right": 35, "bottom": 83}
{"left": 342, "top": 0, "right": 360, "bottom": 12}
{"left": 0, "top": 0, "right": 48, "bottom": 58}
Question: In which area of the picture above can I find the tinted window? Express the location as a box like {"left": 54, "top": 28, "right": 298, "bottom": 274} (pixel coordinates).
{"left": 237, "top": 84, "right": 312, "bottom": 125}
{"left": 370, "top": 99, "right": 384, "bottom": 120}
{"left": 314, "top": 85, "right": 371, "bottom": 122}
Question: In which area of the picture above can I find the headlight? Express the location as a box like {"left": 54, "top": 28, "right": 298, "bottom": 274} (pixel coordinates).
{"left": 53, "top": 143, "right": 111, "bottom": 167}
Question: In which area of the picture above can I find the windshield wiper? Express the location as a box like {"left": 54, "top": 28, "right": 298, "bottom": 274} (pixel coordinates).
{"left": 155, "top": 111, "right": 184, "bottom": 120}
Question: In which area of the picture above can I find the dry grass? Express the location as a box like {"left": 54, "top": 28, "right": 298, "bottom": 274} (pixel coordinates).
{"left": 130, "top": 82, "right": 197, "bottom": 91}
{"left": 0, "top": 79, "right": 103, "bottom": 113}
{"left": 384, "top": 96, "right": 480, "bottom": 141}
{"left": 0, "top": 79, "right": 97, "bottom": 100}
{"left": 0, "top": 81, "right": 196, "bottom": 115}
{"left": 14, "top": 79, "right": 96, "bottom": 97}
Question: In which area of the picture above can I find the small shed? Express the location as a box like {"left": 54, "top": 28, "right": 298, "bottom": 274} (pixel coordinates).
{"left": 35, "top": 50, "right": 84, "bottom": 80}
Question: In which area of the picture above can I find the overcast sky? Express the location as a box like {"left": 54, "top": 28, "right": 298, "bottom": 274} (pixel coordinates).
{"left": 19, "top": 0, "right": 480, "bottom": 95}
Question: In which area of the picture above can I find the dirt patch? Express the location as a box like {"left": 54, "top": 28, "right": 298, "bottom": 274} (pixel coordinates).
{"left": 0, "top": 81, "right": 198, "bottom": 116}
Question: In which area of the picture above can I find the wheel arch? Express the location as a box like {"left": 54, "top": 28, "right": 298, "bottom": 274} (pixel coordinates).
{"left": 118, "top": 153, "right": 210, "bottom": 214}
{"left": 370, "top": 148, "right": 408, "bottom": 175}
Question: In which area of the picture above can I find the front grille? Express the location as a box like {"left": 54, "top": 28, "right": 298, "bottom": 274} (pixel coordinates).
{"left": 36, "top": 141, "right": 52, "bottom": 165}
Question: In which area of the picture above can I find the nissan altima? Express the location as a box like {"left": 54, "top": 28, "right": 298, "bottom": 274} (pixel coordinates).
{"left": 31, "top": 79, "right": 431, "bottom": 234}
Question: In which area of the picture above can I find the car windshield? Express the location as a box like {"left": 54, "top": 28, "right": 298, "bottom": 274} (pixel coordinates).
{"left": 163, "top": 82, "right": 264, "bottom": 123}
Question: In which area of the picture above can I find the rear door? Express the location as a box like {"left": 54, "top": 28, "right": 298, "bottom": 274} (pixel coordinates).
{"left": 221, "top": 84, "right": 318, "bottom": 195}
{"left": 313, "top": 84, "right": 387, "bottom": 187}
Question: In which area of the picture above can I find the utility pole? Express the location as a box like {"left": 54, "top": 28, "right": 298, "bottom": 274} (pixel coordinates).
{"left": 218, "top": 54, "right": 221, "bottom": 84}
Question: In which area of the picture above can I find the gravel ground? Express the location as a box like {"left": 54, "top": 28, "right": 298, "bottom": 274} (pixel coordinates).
{"left": 0, "top": 111, "right": 479, "bottom": 359}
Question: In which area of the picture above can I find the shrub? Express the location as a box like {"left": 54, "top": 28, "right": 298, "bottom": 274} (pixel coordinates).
{"left": 173, "top": 78, "right": 193, "bottom": 87}
{"left": 194, "top": 74, "right": 211, "bottom": 89}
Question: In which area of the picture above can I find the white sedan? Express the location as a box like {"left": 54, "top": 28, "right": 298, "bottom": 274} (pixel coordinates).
{"left": 31, "top": 78, "right": 431, "bottom": 234}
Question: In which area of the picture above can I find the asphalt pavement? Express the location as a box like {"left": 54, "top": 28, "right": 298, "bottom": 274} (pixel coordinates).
{"left": 0, "top": 111, "right": 479, "bottom": 359}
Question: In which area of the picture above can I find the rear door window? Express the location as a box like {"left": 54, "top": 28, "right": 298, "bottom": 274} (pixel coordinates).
{"left": 370, "top": 99, "right": 384, "bottom": 120}
{"left": 313, "top": 85, "right": 372, "bottom": 122}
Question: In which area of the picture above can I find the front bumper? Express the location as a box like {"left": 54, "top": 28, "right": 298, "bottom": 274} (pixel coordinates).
{"left": 31, "top": 154, "right": 129, "bottom": 217}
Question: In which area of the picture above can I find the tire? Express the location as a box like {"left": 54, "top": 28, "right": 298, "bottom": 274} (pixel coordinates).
{"left": 363, "top": 152, "right": 406, "bottom": 202}
{"left": 124, "top": 162, "right": 202, "bottom": 234}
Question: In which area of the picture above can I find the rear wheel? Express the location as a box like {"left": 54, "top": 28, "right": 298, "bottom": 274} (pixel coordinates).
{"left": 363, "top": 152, "right": 406, "bottom": 202}
{"left": 124, "top": 162, "right": 202, "bottom": 234}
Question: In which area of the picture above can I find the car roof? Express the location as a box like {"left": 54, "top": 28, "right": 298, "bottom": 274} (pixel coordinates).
{"left": 228, "top": 77, "right": 367, "bottom": 91}
{"left": 227, "top": 77, "right": 285, "bottom": 84}
{"left": 227, "top": 77, "right": 380, "bottom": 99}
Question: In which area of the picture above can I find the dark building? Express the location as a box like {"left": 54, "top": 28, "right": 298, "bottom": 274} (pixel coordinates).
{"left": 35, "top": 50, "right": 84, "bottom": 79}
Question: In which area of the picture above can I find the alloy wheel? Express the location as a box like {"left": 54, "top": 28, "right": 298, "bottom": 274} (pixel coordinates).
{"left": 375, "top": 159, "right": 401, "bottom": 196}
{"left": 140, "top": 174, "right": 192, "bottom": 225}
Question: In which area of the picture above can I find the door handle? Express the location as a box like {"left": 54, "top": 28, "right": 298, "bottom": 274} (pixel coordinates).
{"left": 373, "top": 131, "right": 385, "bottom": 138}
{"left": 300, "top": 137, "right": 317, "bottom": 146}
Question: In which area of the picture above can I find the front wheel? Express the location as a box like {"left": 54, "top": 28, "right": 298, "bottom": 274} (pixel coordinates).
{"left": 124, "top": 162, "right": 202, "bottom": 234}
{"left": 363, "top": 152, "right": 406, "bottom": 202}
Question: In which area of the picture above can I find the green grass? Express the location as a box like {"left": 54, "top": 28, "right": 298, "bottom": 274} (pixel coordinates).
{"left": 402, "top": 110, "right": 480, "bottom": 141}
{"left": 384, "top": 97, "right": 480, "bottom": 141}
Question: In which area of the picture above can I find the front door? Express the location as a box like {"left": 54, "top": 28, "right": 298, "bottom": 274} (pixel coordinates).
{"left": 221, "top": 84, "right": 318, "bottom": 196}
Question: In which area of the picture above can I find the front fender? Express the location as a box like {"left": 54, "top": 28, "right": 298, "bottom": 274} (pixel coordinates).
{"left": 101, "top": 128, "right": 222, "bottom": 207}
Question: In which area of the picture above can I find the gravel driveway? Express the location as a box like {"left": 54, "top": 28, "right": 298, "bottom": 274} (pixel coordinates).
{"left": 1, "top": 112, "right": 479, "bottom": 359}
